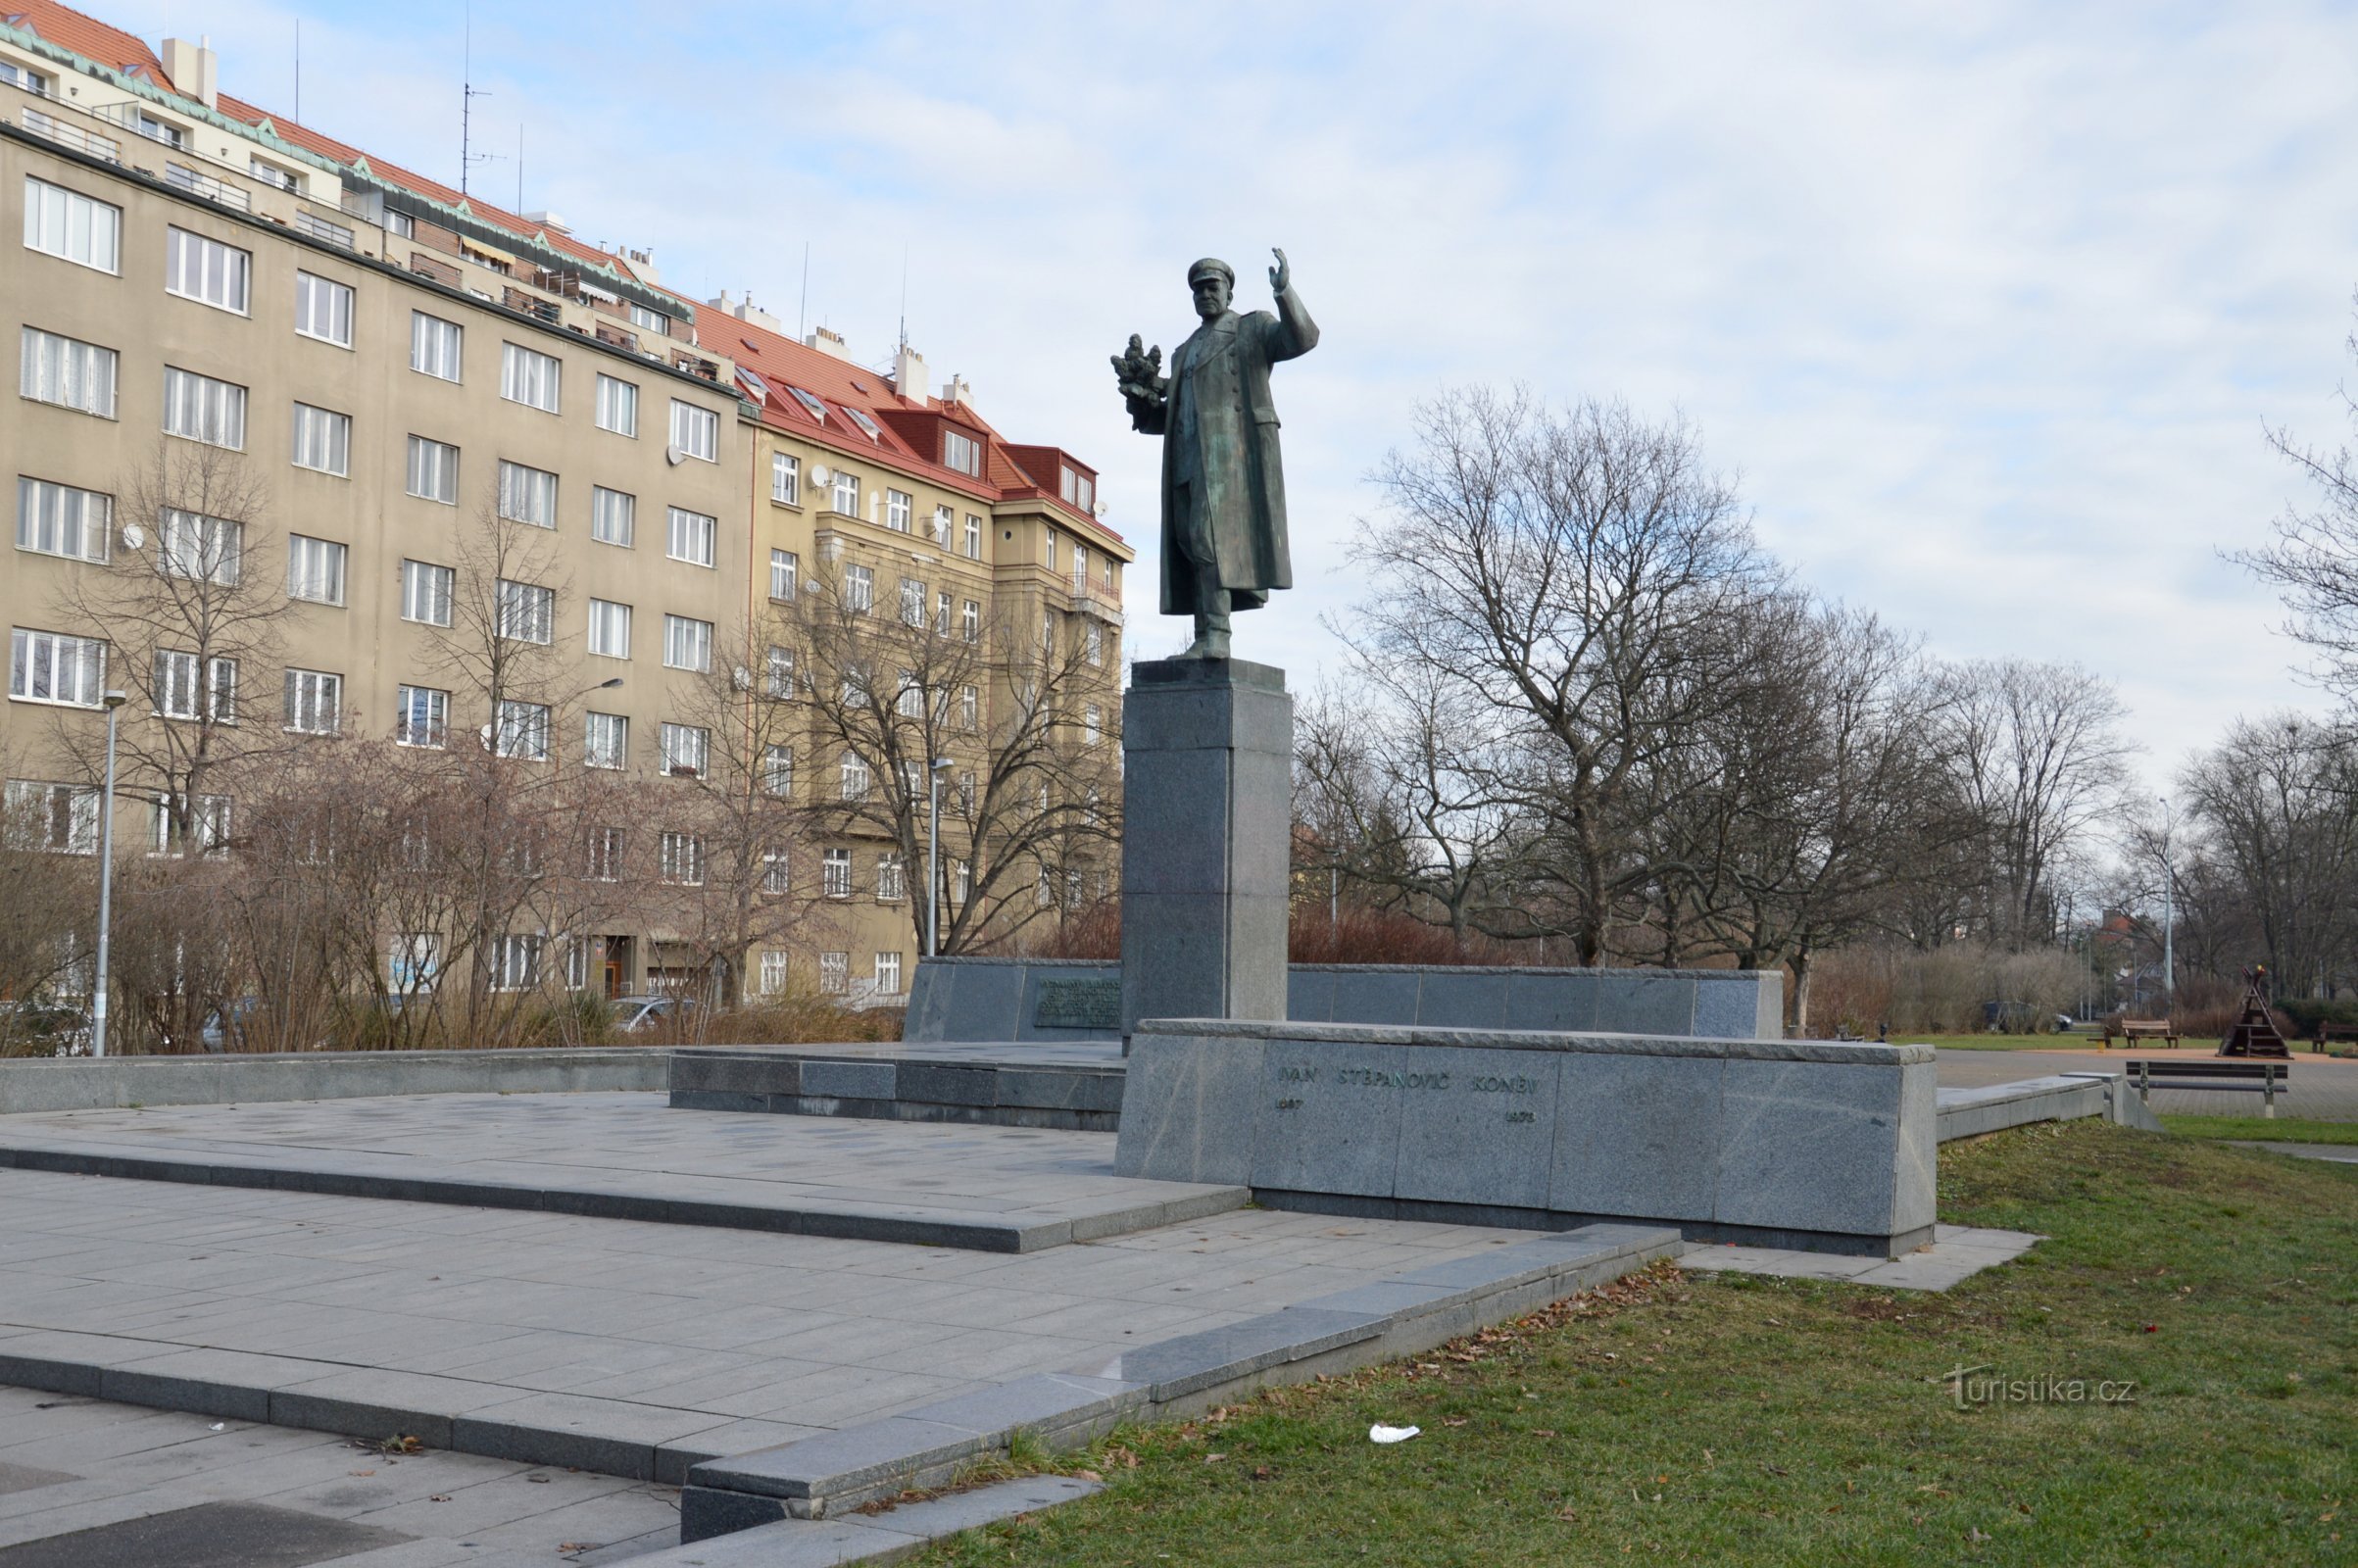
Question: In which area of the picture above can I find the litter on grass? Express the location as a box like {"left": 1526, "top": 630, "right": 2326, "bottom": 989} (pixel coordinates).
{"left": 1369, "top": 1424, "right": 1421, "bottom": 1444}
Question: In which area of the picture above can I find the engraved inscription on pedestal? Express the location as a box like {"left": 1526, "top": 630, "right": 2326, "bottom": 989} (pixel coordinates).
{"left": 1033, "top": 978, "right": 1123, "bottom": 1032}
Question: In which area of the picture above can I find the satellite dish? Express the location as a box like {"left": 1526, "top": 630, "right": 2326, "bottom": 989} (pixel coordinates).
{"left": 730, "top": 665, "right": 752, "bottom": 692}
{"left": 1092, "top": 501, "right": 1108, "bottom": 518}
{"left": 122, "top": 523, "right": 146, "bottom": 550}
{"left": 809, "top": 462, "right": 831, "bottom": 485}
{"left": 664, "top": 445, "right": 688, "bottom": 466}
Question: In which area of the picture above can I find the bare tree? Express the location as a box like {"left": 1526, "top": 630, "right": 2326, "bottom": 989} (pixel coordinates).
{"left": 2180, "top": 714, "right": 2358, "bottom": 996}
{"left": 0, "top": 753, "right": 98, "bottom": 1054}
{"left": 50, "top": 440, "right": 289, "bottom": 853}
{"left": 788, "top": 559, "right": 1122, "bottom": 956}
{"left": 1344, "top": 386, "right": 1780, "bottom": 963}
{"left": 2235, "top": 313, "right": 2358, "bottom": 693}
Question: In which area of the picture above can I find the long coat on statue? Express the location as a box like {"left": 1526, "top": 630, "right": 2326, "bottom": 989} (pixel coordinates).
{"left": 1137, "top": 283, "right": 1317, "bottom": 616}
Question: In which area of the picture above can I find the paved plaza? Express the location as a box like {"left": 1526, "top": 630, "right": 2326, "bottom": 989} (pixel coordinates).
{"left": 1933, "top": 1046, "right": 2358, "bottom": 1118}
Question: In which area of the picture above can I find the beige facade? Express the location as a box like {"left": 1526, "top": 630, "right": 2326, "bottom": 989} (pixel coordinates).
{"left": 0, "top": 11, "right": 1131, "bottom": 1010}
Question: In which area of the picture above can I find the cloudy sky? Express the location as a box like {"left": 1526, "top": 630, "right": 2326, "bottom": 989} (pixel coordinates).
{"left": 111, "top": 1, "right": 2358, "bottom": 787}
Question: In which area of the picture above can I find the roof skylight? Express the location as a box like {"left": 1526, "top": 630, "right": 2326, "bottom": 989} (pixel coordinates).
{"left": 787, "top": 387, "right": 828, "bottom": 424}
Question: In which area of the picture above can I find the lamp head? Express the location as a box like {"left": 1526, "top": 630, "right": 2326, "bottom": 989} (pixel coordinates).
{"left": 102, "top": 690, "right": 127, "bottom": 710}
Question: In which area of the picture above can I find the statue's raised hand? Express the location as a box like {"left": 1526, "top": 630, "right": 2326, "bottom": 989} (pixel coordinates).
{"left": 1269, "top": 247, "right": 1290, "bottom": 296}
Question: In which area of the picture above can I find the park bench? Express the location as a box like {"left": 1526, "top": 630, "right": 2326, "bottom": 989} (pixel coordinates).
{"left": 2309, "top": 1022, "right": 2358, "bottom": 1055}
{"left": 2102, "top": 1018, "right": 2179, "bottom": 1050}
{"left": 2126, "top": 1058, "right": 2287, "bottom": 1116}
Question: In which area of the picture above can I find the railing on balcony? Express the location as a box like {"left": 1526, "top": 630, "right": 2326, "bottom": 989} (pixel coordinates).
{"left": 22, "top": 108, "right": 119, "bottom": 163}
{"left": 93, "top": 100, "right": 182, "bottom": 147}
{"left": 292, "top": 211, "right": 355, "bottom": 250}
{"left": 502, "top": 286, "right": 563, "bottom": 324}
{"left": 164, "top": 163, "right": 251, "bottom": 212}
{"left": 408, "top": 251, "right": 463, "bottom": 289}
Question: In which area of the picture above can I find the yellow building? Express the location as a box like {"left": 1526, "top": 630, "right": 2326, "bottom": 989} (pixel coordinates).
{"left": 0, "top": 4, "right": 1130, "bottom": 1015}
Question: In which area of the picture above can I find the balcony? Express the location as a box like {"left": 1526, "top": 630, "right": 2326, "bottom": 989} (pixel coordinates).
{"left": 94, "top": 100, "right": 183, "bottom": 148}
{"left": 164, "top": 162, "right": 251, "bottom": 212}
{"left": 22, "top": 108, "right": 119, "bottom": 164}
{"left": 292, "top": 211, "right": 355, "bottom": 250}
{"left": 1070, "top": 580, "right": 1125, "bottom": 626}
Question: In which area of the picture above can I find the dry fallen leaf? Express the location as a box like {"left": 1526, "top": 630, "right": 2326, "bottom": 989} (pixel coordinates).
{"left": 347, "top": 1470, "right": 374, "bottom": 1478}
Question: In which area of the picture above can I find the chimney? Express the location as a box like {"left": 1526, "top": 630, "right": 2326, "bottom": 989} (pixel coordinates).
{"left": 626, "top": 247, "right": 662, "bottom": 283}
{"left": 941, "top": 374, "right": 972, "bottom": 407}
{"left": 892, "top": 342, "right": 928, "bottom": 403}
{"left": 523, "top": 210, "right": 570, "bottom": 235}
{"left": 160, "top": 36, "right": 220, "bottom": 110}
{"left": 805, "top": 325, "right": 853, "bottom": 362}
{"left": 708, "top": 290, "right": 782, "bottom": 333}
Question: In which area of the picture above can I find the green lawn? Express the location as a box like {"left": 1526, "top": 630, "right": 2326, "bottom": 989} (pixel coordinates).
{"left": 914, "top": 1123, "right": 2356, "bottom": 1567}
{"left": 2162, "top": 1115, "right": 2358, "bottom": 1146}
{"left": 1896, "top": 1032, "right": 2103, "bottom": 1052}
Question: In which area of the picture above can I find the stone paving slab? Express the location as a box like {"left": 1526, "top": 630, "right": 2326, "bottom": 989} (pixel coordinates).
{"left": 0, "top": 1095, "right": 1247, "bottom": 1253}
{"left": 0, "top": 1384, "right": 682, "bottom": 1566}
{"left": 1933, "top": 1048, "right": 2358, "bottom": 1119}
{"left": 630, "top": 1475, "right": 1103, "bottom": 1566}
{"left": 1680, "top": 1224, "right": 2041, "bottom": 1292}
{"left": 0, "top": 1161, "right": 1557, "bottom": 1487}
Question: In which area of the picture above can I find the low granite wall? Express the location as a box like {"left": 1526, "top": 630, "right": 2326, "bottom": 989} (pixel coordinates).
{"left": 906, "top": 958, "right": 1783, "bottom": 1044}
{"left": 0, "top": 1048, "right": 668, "bottom": 1115}
{"left": 1115, "top": 1019, "right": 1936, "bottom": 1257}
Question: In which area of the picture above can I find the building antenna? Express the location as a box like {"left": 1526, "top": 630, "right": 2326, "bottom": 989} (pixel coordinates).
{"left": 798, "top": 240, "right": 811, "bottom": 339}
{"left": 898, "top": 242, "right": 909, "bottom": 353}
{"left": 460, "top": 3, "right": 501, "bottom": 198}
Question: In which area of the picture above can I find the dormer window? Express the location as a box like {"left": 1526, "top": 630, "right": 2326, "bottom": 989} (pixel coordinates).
{"left": 629, "top": 302, "right": 669, "bottom": 335}
{"left": 943, "top": 429, "right": 981, "bottom": 476}
{"left": 1060, "top": 466, "right": 1095, "bottom": 513}
{"left": 788, "top": 386, "right": 829, "bottom": 424}
{"left": 844, "top": 406, "right": 883, "bottom": 443}
{"left": 0, "top": 61, "right": 51, "bottom": 95}
{"left": 250, "top": 157, "right": 303, "bottom": 194}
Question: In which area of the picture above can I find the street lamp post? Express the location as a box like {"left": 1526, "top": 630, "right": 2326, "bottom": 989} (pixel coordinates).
{"left": 90, "top": 690, "right": 127, "bottom": 1057}
{"left": 926, "top": 757, "right": 954, "bottom": 957}
{"left": 2159, "top": 796, "right": 2175, "bottom": 1016}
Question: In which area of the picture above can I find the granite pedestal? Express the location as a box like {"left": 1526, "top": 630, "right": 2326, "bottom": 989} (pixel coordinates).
{"left": 1118, "top": 658, "right": 1293, "bottom": 1040}
{"left": 1116, "top": 1019, "right": 1938, "bottom": 1257}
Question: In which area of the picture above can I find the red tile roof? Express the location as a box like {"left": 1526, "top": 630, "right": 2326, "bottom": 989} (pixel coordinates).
{"left": 5, "top": 0, "right": 160, "bottom": 79}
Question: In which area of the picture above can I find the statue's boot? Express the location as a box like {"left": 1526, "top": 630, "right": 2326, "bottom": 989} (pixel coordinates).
{"left": 1180, "top": 565, "right": 1232, "bottom": 659}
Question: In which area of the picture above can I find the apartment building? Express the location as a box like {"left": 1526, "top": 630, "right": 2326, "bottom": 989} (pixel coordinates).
{"left": 1, "top": 2, "right": 1130, "bottom": 1010}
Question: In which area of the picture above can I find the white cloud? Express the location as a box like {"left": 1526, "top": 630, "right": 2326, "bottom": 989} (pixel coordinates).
{"left": 145, "top": 0, "right": 2358, "bottom": 783}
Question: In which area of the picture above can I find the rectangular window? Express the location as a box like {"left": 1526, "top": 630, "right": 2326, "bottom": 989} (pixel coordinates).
{"left": 0, "top": 62, "right": 51, "bottom": 94}
{"left": 886, "top": 489, "right": 912, "bottom": 532}
{"left": 591, "top": 486, "right": 635, "bottom": 547}
{"left": 896, "top": 670, "right": 923, "bottom": 719}
{"left": 1084, "top": 704, "right": 1103, "bottom": 746}
{"left": 295, "top": 271, "right": 354, "bottom": 346}
{"left": 16, "top": 478, "right": 110, "bottom": 562}
{"left": 936, "top": 591, "right": 952, "bottom": 637}
{"left": 401, "top": 560, "right": 454, "bottom": 626}
{"left": 501, "top": 342, "right": 562, "bottom": 412}
{"left": 822, "top": 851, "right": 852, "bottom": 901}
{"left": 770, "top": 453, "right": 800, "bottom": 505}
{"left": 154, "top": 650, "right": 199, "bottom": 718}
{"left": 659, "top": 830, "right": 706, "bottom": 885}
{"left": 283, "top": 667, "right": 341, "bottom": 733}
{"left": 286, "top": 535, "right": 346, "bottom": 606}
{"left": 491, "top": 934, "right": 544, "bottom": 992}
{"left": 669, "top": 399, "right": 718, "bottom": 462}
{"left": 23, "top": 177, "right": 120, "bottom": 272}
{"left": 158, "top": 510, "right": 240, "bottom": 584}
{"left": 768, "top": 548, "right": 799, "bottom": 602}
{"left": 5, "top": 780, "right": 98, "bottom": 854}
{"left": 497, "top": 461, "right": 558, "bottom": 528}
{"left": 498, "top": 579, "right": 555, "bottom": 644}
{"left": 1061, "top": 466, "right": 1096, "bottom": 513}
{"left": 663, "top": 613, "right": 712, "bottom": 672}
{"left": 900, "top": 577, "right": 927, "bottom": 627}
{"left": 411, "top": 312, "right": 463, "bottom": 380}
{"left": 385, "top": 211, "right": 416, "bottom": 239}
{"left": 877, "top": 855, "right": 906, "bottom": 902}
{"left": 832, "top": 469, "right": 860, "bottom": 515}
{"left": 964, "top": 514, "right": 982, "bottom": 560}
{"left": 19, "top": 327, "right": 118, "bottom": 417}
{"left": 148, "top": 793, "right": 231, "bottom": 856}
{"left": 959, "top": 684, "right": 979, "bottom": 730}
{"left": 761, "top": 743, "right": 792, "bottom": 796}
{"left": 291, "top": 404, "right": 350, "bottom": 476}
{"left": 1072, "top": 546, "right": 1089, "bottom": 593}
{"left": 760, "top": 951, "right": 788, "bottom": 992}
{"left": 665, "top": 507, "right": 716, "bottom": 566}
{"left": 874, "top": 952, "right": 903, "bottom": 996}
{"left": 1087, "top": 622, "right": 1105, "bottom": 665}
{"left": 765, "top": 646, "right": 795, "bottom": 700}
{"left": 405, "top": 435, "right": 458, "bottom": 503}
{"left": 595, "top": 373, "right": 638, "bottom": 437}
{"left": 943, "top": 429, "right": 980, "bottom": 476}
{"left": 960, "top": 600, "right": 981, "bottom": 644}
{"left": 843, "top": 564, "right": 874, "bottom": 613}
{"left": 165, "top": 226, "right": 251, "bottom": 314}
{"left": 495, "top": 699, "right": 550, "bottom": 760}
{"left": 162, "top": 367, "right": 246, "bottom": 449}
{"left": 584, "top": 711, "right": 627, "bottom": 770}
{"left": 586, "top": 599, "right": 631, "bottom": 659}
{"left": 660, "top": 721, "right": 709, "bottom": 777}
{"left": 395, "top": 684, "right": 447, "bottom": 747}
{"left": 840, "top": 751, "right": 870, "bottom": 801}
{"left": 818, "top": 951, "right": 849, "bottom": 992}
{"left": 587, "top": 826, "right": 623, "bottom": 880}
{"left": 209, "top": 657, "right": 239, "bottom": 723}
{"left": 629, "top": 302, "right": 669, "bottom": 335}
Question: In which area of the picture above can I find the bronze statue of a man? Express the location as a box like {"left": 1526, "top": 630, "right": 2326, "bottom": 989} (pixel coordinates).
{"left": 1113, "top": 248, "right": 1318, "bottom": 660}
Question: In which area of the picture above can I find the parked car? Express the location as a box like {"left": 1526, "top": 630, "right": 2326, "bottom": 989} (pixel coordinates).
{"left": 612, "top": 995, "right": 701, "bottom": 1035}
{"left": 198, "top": 997, "right": 266, "bottom": 1053}
{"left": 0, "top": 1001, "right": 92, "bottom": 1056}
